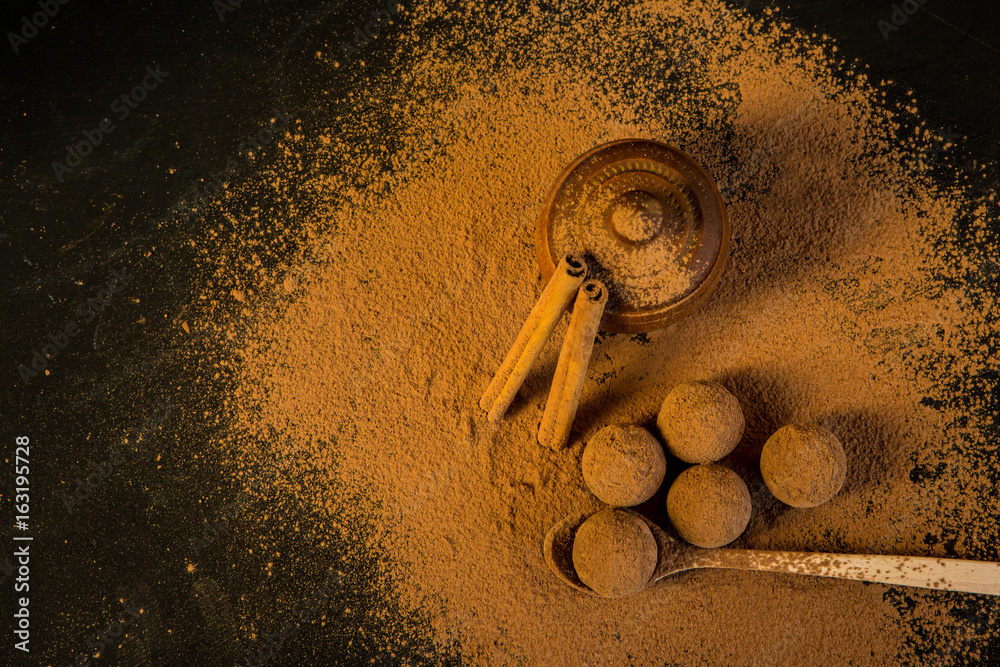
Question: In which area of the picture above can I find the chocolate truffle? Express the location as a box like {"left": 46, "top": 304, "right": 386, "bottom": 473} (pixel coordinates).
{"left": 582, "top": 425, "right": 667, "bottom": 507}
{"left": 657, "top": 381, "right": 745, "bottom": 464}
{"left": 666, "top": 464, "right": 751, "bottom": 548}
{"left": 572, "top": 509, "right": 658, "bottom": 598}
{"left": 760, "top": 424, "right": 846, "bottom": 508}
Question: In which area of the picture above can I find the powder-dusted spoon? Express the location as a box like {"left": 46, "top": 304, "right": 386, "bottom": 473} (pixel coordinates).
{"left": 544, "top": 509, "right": 1000, "bottom": 597}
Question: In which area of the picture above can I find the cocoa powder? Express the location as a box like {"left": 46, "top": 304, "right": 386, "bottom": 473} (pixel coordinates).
{"left": 194, "top": 0, "right": 1000, "bottom": 664}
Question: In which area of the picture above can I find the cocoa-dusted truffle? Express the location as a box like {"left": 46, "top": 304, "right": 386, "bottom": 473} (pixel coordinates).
{"left": 760, "top": 424, "right": 846, "bottom": 508}
{"left": 572, "top": 509, "right": 658, "bottom": 598}
{"left": 657, "top": 381, "right": 745, "bottom": 464}
{"left": 582, "top": 425, "right": 667, "bottom": 507}
{"left": 665, "top": 464, "right": 751, "bottom": 548}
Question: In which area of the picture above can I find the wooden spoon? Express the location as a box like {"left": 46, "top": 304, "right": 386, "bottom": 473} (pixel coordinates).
{"left": 544, "top": 509, "right": 1000, "bottom": 597}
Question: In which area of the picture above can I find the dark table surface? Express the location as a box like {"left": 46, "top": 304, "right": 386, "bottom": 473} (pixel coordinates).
{"left": 1, "top": 1, "right": 998, "bottom": 665}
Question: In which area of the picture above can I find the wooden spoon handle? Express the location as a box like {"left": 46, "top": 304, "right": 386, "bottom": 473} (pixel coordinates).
{"left": 699, "top": 549, "right": 1000, "bottom": 596}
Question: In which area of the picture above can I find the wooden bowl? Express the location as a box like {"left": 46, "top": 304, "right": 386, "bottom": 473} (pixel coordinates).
{"left": 536, "top": 139, "right": 729, "bottom": 334}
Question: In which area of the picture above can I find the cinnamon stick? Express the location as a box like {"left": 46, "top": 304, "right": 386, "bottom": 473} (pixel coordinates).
{"left": 481, "top": 254, "right": 588, "bottom": 422}
{"left": 538, "top": 279, "right": 608, "bottom": 450}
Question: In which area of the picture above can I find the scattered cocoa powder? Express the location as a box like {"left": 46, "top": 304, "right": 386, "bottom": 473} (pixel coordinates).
{"left": 571, "top": 508, "right": 659, "bottom": 598}
{"left": 760, "top": 423, "right": 847, "bottom": 508}
{"left": 186, "top": 0, "right": 1000, "bottom": 664}
{"left": 581, "top": 424, "right": 666, "bottom": 507}
{"left": 666, "top": 463, "right": 752, "bottom": 548}
{"left": 657, "top": 380, "right": 746, "bottom": 463}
